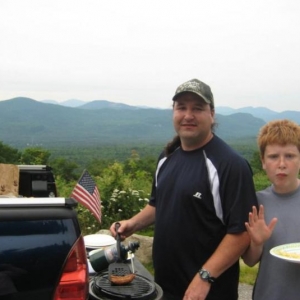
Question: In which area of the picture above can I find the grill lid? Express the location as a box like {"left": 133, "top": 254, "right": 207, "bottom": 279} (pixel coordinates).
{"left": 92, "top": 272, "right": 157, "bottom": 300}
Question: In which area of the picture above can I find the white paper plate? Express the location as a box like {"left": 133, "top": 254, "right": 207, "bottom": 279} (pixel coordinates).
{"left": 83, "top": 234, "right": 116, "bottom": 248}
{"left": 270, "top": 243, "right": 300, "bottom": 264}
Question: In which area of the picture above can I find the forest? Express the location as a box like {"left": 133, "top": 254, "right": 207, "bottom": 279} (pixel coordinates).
{"left": 0, "top": 140, "right": 269, "bottom": 234}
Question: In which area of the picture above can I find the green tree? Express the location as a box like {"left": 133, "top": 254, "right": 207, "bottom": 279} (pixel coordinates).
{"left": 123, "top": 151, "right": 156, "bottom": 182}
{"left": 50, "top": 157, "right": 79, "bottom": 182}
{"left": 250, "top": 150, "right": 263, "bottom": 174}
{"left": 20, "top": 147, "right": 51, "bottom": 165}
{"left": 87, "top": 158, "right": 114, "bottom": 177}
{"left": 96, "top": 161, "right": 151, "bottom": 229}
{"left": 0, "top": 141, "right": 20, "bottom": 163}
{"left": 253, "top": 172, "right": 270, "bottom": 191}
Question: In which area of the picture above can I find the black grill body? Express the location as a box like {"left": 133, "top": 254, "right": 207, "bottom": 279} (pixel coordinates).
{"left": 89, "top": 272, "right": 163, "bottom": 300}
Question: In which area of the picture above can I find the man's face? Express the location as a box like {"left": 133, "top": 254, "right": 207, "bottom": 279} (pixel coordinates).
{"left": 173, "top": 92, "right": 214, "bottom": 150}
{"left": 262, "top": 144, "right": 300, "bottom": 193}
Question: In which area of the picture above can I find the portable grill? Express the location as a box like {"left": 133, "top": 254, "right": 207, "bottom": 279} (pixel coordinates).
{"left": 89, "top": 271, "right": 163, "bottom": 300}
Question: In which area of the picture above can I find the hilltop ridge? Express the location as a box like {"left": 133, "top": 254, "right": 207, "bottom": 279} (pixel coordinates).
{"left": 0, "top": 97, "right": 299, "bottom": 149}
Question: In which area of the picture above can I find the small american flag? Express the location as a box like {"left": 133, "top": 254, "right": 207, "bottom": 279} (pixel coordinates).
{"left": 71, "top": 170, "right": 101, "bottom": 223}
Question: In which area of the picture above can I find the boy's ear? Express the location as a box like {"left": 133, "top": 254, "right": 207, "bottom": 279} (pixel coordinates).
{"left": 260, "top": 156, "right": 265, "bottom": 170}
{"left": 261, "top": 158, "right": 266, "bottom": 170}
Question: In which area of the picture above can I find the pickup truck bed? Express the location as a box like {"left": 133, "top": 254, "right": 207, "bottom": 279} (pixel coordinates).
{"left": 0, "top": 198, "right": 88, "bottom": 300}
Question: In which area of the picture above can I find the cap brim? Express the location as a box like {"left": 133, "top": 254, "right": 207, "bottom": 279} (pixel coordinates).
{"left": 172, "top": 91, "right": 210, "bottom": 104}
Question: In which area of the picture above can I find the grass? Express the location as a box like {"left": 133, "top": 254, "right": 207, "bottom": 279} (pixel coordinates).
{"left": 143, "top": 259, "right": 258, "bottom": 286}
{"left": 239, "top": 259, "right": 259, "bottom": 285}
{"left": 143, "top": 262, "right": 154, "bottom": 275}
{"left": 136, "top": 227, "right": 155, "bottom": 237}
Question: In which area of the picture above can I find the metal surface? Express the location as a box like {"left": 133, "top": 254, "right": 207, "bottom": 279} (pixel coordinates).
{"left": 92, "top": 272, "right": 156, "bottom": 300}
{"left": 108, "top": 223, "right": 132, "bottom": 277}
{"left": 89, "top": 258, "right": 164, "bottom": 300}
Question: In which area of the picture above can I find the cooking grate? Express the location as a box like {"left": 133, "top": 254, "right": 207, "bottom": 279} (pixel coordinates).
{"left": 92, "top": 272, "right": 157, "bottom": 300}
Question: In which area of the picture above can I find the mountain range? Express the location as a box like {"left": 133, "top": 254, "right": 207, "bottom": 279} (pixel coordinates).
{"left": 0, "top": 97, "right": 299, "bottom": 149}
{"left": 43, "top": 98, "right": 300, "bottom": 123}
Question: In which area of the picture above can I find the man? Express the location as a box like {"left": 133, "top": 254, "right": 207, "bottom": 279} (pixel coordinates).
{"left": 110, "top": 79, "right": 258, "bottom": 299}
{"left": 242, "top": 119, "right": 300, "bottom": 299}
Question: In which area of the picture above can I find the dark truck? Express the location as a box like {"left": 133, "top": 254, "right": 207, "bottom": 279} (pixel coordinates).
{"left": 0, "top": 166, "right": 89, "bottom": 300}
{"left": 0, "top": 165, "right": 161, "bottom": 300}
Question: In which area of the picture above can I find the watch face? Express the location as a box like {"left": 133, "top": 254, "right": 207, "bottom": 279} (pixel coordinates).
{"left": 199, "top": 269, "right": 215, "bottom": 283}
{"left": 201, "top": 270, "right": 209, "bottom": 279}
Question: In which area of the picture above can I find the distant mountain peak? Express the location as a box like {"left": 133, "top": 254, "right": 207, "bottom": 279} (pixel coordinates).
{"left": 59, "top": 99, "right": 86, "bottom": 107}
{"left": 6, "top": 96, "right": 37, "bottom": 102}
{"left": 41, "top": 99, "right": 59, "bottom": 105}
{"left": 79, "top": 100, "right": 139, "bottom": 110}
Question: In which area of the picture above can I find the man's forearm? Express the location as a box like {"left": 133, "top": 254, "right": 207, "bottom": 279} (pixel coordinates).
{"left": 184, "top": 232, "right": 250, "bottom": 299}
{"left": 129, "top": 204, "right": 156, "bottom": 232}
{"left": 202, "top": 232, "right": 250, "bottom": 278}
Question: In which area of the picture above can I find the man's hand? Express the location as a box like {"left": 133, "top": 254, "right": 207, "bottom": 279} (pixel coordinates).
{"left": 183, "top": 273, "right": 211, "bottom": 300}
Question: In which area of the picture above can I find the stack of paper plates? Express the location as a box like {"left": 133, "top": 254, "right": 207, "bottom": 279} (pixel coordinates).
{"left": 83, "top": 234, "right": 116, "bottom": 249}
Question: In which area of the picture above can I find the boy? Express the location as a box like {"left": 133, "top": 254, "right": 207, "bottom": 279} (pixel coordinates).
{"left": 242, "top": 119, "right": 300, "bottom": 300}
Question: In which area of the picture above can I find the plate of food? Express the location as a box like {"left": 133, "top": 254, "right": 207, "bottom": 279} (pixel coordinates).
{"left": 270, "top": 243, "right": 300, "bottom": 263}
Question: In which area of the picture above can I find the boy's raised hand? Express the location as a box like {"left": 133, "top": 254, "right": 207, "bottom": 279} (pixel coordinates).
{"left": 245, "top": 205, "right": 278, "bottom": 246}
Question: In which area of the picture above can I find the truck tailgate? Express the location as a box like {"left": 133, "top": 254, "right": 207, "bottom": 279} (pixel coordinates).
{"left": 0, "top": 198, "right": 82, "bottom": 300}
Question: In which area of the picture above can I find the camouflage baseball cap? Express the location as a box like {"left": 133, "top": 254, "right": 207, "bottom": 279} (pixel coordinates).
{"left": 172, "top": 78, "right": 214, "bottom": 107}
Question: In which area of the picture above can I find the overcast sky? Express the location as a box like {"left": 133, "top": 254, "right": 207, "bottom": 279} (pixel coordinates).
{"left": 1, "top": 0, "right": 299, "bottom": 112}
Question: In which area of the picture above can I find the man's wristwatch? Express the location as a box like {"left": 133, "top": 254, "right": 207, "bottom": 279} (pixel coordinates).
{"left": 199, "top": 268, "right": 216, "bottom": 284}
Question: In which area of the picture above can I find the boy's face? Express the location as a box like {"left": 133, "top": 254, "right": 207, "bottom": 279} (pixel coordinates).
{"left": 262, "top": 144, "right": 300, "bottom": 194}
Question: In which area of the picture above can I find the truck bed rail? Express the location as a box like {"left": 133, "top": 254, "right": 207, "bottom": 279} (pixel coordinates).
{"left": 0, "top": 197, "right": 78, "bottom": 207}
